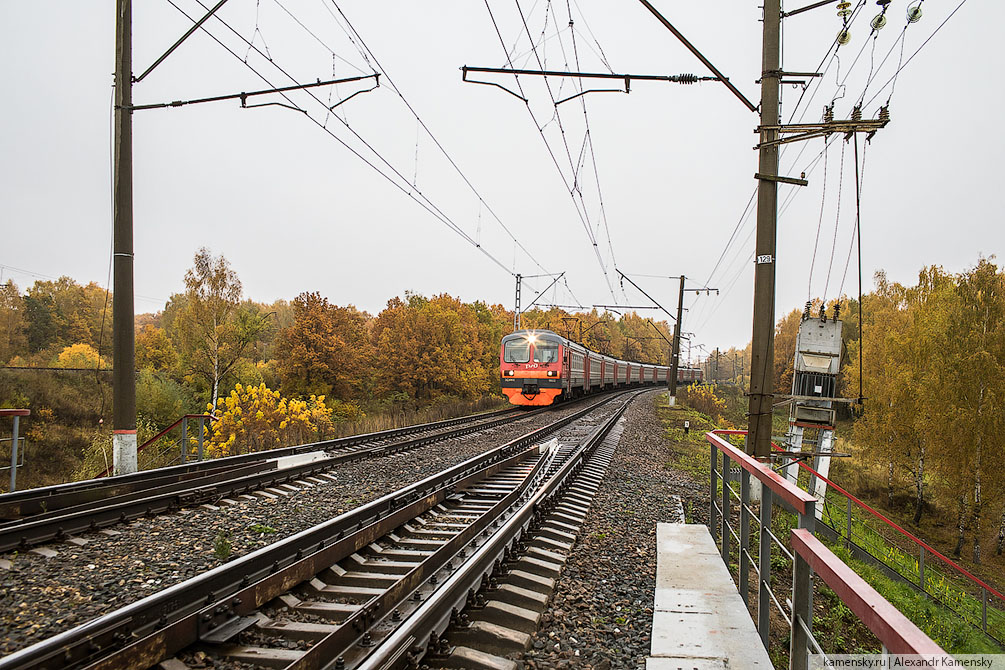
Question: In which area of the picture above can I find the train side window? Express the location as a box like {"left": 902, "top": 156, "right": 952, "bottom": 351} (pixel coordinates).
{"left": 503, "top": 339, "right": 531, "bottom": 363}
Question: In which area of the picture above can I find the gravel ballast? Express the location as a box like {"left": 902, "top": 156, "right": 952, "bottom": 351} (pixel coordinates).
{"left": 516, "top": 391, "right": 707, "bottom": 670}
{"left": 0, "top": 402, "right": 598, "bottom": 656}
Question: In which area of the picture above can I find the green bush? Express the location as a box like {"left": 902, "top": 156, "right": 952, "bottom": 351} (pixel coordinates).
{"left": 136, "top": 370, "right": 199, "bottom": 429}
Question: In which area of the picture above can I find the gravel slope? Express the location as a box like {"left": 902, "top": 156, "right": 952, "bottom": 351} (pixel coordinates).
{"left": 517, "top": 391, "right": 707, "bottom": 670}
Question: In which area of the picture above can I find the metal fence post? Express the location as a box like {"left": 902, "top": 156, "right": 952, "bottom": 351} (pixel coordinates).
{"left": 740, "top": 469, "right": 751, "bottom": 606}
{"left": 180, "top": 417, "right": 187, "bottom": 464}
{"left": 800, "top": 500, "right": 816, "bottom": 536}
{"left": 9, "top": 415, "right": 19, "bottom": 493}
{"left": 758, "top": 488, "right": 773, "bottom": 646}
{"left": 919, "top": 547, "right": 925, "bottom": 591}
{"left": 790, "top": 549, "right": 812, "bottom": 670}
{"left": 197, "top": 416, "right": 205, "bottom": 461}
{"left": 723, "top": 450, "right": 731, "bottom": 562}
{"left": 791, "top": 499, "right": 816, "bottom": 670}
{"left": 846, "top": 497, "right": 853, "bottom": 546}
{"left": 983, "top": 588, "right": 988, "bottom": 632}
{"left": 710, "top": 442, "right": 719, "bottom": 541}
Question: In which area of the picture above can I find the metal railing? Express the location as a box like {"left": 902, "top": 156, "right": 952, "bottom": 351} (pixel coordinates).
{"left": 781, "top": 448, "right": 1005, "bottom": 645}
{"left": 0, "top": 409, "right": 29, "bottom": 492}
{"left": 791, "top": 528, "right": 947, "bottom": 668}
{"left": 705, "top": 429, "right": 946, "bottom": 668}
{"left": 97, "top": 414, "right": 214, "bottom": 478}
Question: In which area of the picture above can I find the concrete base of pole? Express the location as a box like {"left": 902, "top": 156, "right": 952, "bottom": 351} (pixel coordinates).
{"left": 113, "top": 432, "right": 138, "bottom": 475}
{"left": 749, "top": 478, "right": 763, "bottom": 503}
{"left": 667, "top": 394, "right": 676, "bottom": 406}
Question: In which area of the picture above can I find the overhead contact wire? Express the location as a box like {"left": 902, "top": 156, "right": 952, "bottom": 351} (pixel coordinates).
{"left": 326, "top": 1, "right": 553, "bottom": 276}
{"left": 169, "top": 0, "right": 515, "bottom": 277}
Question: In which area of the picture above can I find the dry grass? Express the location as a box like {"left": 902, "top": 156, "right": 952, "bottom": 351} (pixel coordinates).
{"left": 329, "top": 395, "right": 509, "bottom": 439}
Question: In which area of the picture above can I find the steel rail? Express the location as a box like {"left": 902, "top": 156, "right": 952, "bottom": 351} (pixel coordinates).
{"left": 360, "top": 393, "right": 636, "bottom": 670}
{"left": 287, "top": 437, "right": 560, "bottom": 669}
{"left": 0, "top": 461, "right": 272, "bottom": 526}
{"left": 0, "top": 405, "right": 550, "bottom": 553}
{"left": 0, "top": 406, "right": 526, "bottom": 520}
{"left": 0, "top": 393, "right": 627, "bottom": 670}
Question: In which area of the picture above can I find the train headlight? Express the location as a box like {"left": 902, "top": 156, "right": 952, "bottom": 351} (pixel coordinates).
{"left": 504, "top": 370, "right": 515, "bottom": 376}
{"left": 547, "top": 370, "right": 557, "bottom": 377}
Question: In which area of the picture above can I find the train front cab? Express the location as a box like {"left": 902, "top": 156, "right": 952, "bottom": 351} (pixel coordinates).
{"left": 501, "top": 331, "right": 566, "bottom": 406}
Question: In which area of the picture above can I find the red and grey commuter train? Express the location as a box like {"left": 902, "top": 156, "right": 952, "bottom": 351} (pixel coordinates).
{"left": 500, "top": 329, "right": 703, "bottom": 406}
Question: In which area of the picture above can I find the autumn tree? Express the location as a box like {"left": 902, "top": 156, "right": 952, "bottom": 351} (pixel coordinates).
{"left": 471, "top": 301, "right": 511, "bottom": 394}
{"left": 275, "top": 292, "right": 373, "bottom": 400}
{"left": 56, "top": 342, "right": 107, "bottom": 369}
{"left": 847, "top": 262, "right": 1005, "bottom": 548}
{"left": 0, "top": 280, "right": 27, "bottom": 364}
{"left": 21, "top": 277, "right": 110, "bottom": 356}
{"left": 372, "top": 293, "right": 489, "bottom": 400}
{"left": 772, "top": 306, "right": 803, "bottom": 393}
{"left": 848, "top": 272, "right": 935, "bottom": 524}
{"left": 719, "top": 344, "right": 751, "bottom": 387}
{"left": 615, "top": 312, "right": 672, "bottom": 364}
{"left": 135, "top": 324, "right": 178, "bottom": 371}
{"left": 936, "top": 259, "right": 1005, "bottom": 562}
{"left": 171, "top": 249, "right": 269, "bottom": 412}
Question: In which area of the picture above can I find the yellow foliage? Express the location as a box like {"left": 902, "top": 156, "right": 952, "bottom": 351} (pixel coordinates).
{"left": 204, "top": 383, "right": 363, "bottom": 457}
{"left": 56, "top": 342, "right": 107, "bottom": 370}
{"left": 678, "top": 383, "right": 733, "bottom": 428}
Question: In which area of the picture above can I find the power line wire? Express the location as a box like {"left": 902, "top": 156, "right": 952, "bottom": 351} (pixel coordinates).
{"left": 561, "top": 0, "right": 625, "bottom": 301}
{"left": 324, "top": 0, "right": 556, "bottom": 279}
{"left": 482, "top": 0, "right": 618, "bottom": 301}
{"left": 170, "top": 0, "right": 518, "bottom": 280}
{"left": 513, "top": 0, "right": 615, "bottom": 298}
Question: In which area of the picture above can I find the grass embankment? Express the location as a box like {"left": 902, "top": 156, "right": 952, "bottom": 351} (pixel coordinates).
{"left": 808, "top": 479, "right": 1005, "bottom": 647}
{"left": 827, "top": 433, "right": 1005, "bottom": 611}
{"left": 655, "top": 385, "right": 1003, "bottom": 662}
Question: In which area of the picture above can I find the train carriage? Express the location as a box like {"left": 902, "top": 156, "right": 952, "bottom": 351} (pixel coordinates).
{"left": 501, "top": 329, "right": 690, "bottom": 406}
{"left": 602, "top": 355, "right": 615, "bottom": 387}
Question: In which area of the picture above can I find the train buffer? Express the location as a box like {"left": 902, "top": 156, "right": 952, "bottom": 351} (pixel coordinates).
{"left": 647, "top": 523, "right": 772, "bottom": 670}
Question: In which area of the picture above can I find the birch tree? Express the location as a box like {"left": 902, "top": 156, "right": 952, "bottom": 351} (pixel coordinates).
{"left": 848, "top": 273, "right": 930, "bottom": 523}
{"left": 943, "top": 259, "right": 1004, "bottom": 563}
{"left": 172, "top": 249, "right": 268, "bottom": 412}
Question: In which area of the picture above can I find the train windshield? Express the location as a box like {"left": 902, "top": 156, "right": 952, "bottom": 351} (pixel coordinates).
{"left": 503, "top": 339, "right": 531, "bottom": 363}
{"left": 533, "top": 342, "right": 559, "bottom": 363}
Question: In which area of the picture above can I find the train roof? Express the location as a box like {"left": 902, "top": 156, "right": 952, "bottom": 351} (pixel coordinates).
{"left": 501, "top": 329, "right": 566, "bottom": 344}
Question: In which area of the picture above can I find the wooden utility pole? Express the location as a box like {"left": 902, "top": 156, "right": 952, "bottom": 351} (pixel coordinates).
{"left": 668, "top": 275, "right": 686, "bottom": 401}
{"left": 747, "top": 0, "right": 782, "bottom": 458}
{"left": 112, "top": 0, "right": 137, "bottom": 475}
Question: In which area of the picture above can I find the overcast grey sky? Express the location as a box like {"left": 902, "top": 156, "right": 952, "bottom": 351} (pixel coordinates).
{"left": 2, "top": 0, "right": 1001, "bottom": 360}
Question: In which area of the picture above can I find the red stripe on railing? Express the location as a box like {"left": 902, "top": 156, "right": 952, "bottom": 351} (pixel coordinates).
{"left": 706, "top": 430, "right": 817, "bottom": 515}
{"left": 775, "top": 443, "right": 1005, "bottom": 603}
{"left": 0, "top": 409, "right": 30, "bottom": 417}
{"left": 792, "top": 528, "right": 947, "bottom": 656}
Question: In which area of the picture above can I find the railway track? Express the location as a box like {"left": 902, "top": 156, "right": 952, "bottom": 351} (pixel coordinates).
{"left": 0, "top": 391, "right": 636, "bottom": 670}
{"left": 0, "top": 407, "right": 525, "bottom": 523}
{"left": 0, "top": 405, "right": 550, "bottom": 553}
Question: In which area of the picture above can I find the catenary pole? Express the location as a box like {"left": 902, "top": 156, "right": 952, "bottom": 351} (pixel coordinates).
{"left": 668, "top": 275, "right": 685, "bottom": 401}
{"left": 747, "top": 0, "right": 782, "bottom": 458}
{"left": 113, "top": 0, "right": 137, "bottom": 474}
